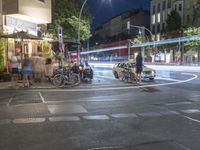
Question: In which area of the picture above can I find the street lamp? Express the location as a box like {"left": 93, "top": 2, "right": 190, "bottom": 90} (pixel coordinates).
{"left": 77, "top": 0, "right": 88, "bottom": 63}
{"left": 77, "top": 0, "right": 112, "bottom": 63}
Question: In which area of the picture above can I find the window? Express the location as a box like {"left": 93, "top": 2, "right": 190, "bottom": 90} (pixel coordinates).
{"left": 157, "top": 13, "right": 161, "bottom": 23}
{"left": 152, "top": 25, "right": 155, "bottom": 34}
{"left": 163, "top": 1, "right": 166, "bottom": 10}
{"left": 175, "top": 4, "right": 177, "bottom": 11}
{"left": 168, "top": 0, "right": 171, "bottom": 8}
{"left": 179, "top": 4, "right": 182, "bottom": 11}
{"left": 152, "top": 14, "right": 155, "bottom": 24}
{"left": 162, "top": 23, "right": 165, "bottom": 30}
{"left": 153, "top": 5, "right": 156, "bottom": 14}
{"left": 157, "top": 24, "right": 160, "bottom": 32}
{"left": 157, "top": 3, "right": 161, "bottom": 12}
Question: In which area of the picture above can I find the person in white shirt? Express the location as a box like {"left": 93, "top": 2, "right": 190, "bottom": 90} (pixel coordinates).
{"left": 11, "top": 52, "right": 20, "bottom": 84}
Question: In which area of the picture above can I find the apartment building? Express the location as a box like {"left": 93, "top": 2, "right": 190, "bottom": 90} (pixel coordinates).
{"left": 0, "top": 0, "right": 51, "bottom": 58}
{"left": 150, "top": 0, "right": 199, "bottom": 41}
{"left": 94, "top": 9, "right": 150, "bottom": 39}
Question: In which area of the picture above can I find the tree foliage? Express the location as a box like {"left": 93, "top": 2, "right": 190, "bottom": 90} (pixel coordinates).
{"left": 184, "top": 27, "right": 200, "bottom": 50}
{"left": 166, "top": 10, "right": 181, "bottom": 32}
{"left": 0, "top": 30, "right": 5, "bottom": 72}
{"left": 49, "top": 0, "right": 92, "bottom": 41}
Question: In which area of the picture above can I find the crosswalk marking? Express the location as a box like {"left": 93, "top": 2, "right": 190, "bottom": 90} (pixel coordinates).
{"left": 0, "top": 108, "right": 200, "bottom": 125}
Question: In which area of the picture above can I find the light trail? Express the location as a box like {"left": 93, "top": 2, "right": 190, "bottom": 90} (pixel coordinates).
{"left": 81, "top": 35, "right": 200, "bottom": 55}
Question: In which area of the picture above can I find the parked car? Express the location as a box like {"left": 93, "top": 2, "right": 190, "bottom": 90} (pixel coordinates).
{"left": 112, "top": 62, "right": 156, "bottom": 81}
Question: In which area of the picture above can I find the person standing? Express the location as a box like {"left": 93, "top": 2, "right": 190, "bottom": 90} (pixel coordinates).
{"left": 11, "top": 51, "right": 20, "bottom": 85}
{"left": 22, "top": 54, "right": 33, "bottom": 87}
{"left": 135, "top": 52, "right": 143, "bottom": 85}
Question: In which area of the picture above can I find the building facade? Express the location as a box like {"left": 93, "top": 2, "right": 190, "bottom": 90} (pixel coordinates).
{"left": 150, "top": 0, "right": 200, "bottom": 41}
{"left": 94, "top": 9, "right": 150, "bottom": 40}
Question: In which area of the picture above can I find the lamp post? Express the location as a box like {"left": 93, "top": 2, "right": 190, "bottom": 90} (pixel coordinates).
{"left": 77, "top": 0, "right": 88, "bottom": 63}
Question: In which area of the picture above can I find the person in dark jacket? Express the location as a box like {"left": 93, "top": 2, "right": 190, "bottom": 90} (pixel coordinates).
{"left": 136, "top": 52, "right": 143, "bottom": 84}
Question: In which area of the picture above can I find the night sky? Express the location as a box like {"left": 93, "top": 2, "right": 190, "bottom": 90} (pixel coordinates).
{"left": 87, "top": 0, "right": 150, "bottom": 30}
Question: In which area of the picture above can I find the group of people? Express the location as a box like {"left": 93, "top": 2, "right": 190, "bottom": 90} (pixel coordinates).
{"left": 10, "top": 51, "right": 58, "bottom": 87}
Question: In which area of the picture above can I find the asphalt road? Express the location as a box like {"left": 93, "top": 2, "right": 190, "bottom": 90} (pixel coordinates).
{"left": 0, "top": 68, "right": 200, "bottom": 150}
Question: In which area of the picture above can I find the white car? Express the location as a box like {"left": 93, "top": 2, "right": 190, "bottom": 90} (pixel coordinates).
{"left": 113, "top": 62, "right": 156, "bottom": 81}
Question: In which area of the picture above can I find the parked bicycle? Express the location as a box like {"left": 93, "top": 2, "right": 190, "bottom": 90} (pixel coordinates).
{"left": 52, "top": 66, "right": 80, "bottom": 88}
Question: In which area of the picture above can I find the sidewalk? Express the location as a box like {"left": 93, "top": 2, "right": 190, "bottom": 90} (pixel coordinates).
{"left": 0, "top": 81, "right": 53, "bottom": 89}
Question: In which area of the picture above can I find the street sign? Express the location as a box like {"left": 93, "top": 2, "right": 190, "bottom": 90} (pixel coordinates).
{"left": 58, "top": 26, "right": 63, "bottom": 52}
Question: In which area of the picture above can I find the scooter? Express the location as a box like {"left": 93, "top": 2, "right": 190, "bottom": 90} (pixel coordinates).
{"left": 79, "top": 66, "right": 93, "bottom": 83}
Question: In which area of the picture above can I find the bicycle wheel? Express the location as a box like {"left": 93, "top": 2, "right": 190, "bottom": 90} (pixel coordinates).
{"left": 70, "top": 73, "right": 80, "bottom": 86}
{"left": 52, "top": 74, "right": 64, "bottom": 87}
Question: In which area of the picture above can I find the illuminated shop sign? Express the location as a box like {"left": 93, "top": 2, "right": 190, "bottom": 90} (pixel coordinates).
{"left": 5, "top": 16, "right": 37, "bottom": 32}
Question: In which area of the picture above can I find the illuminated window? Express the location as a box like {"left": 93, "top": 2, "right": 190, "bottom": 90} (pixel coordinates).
{"left": 157, "top": 13, "right": 161, "bottom": 23}
{"left": 152, "top": 14, "right": 155, "bottom": 24}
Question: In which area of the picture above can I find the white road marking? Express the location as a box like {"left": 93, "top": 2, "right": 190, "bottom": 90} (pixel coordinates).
{"left": 38, "top": 92, "right": 45, "bottom": 103}
{"left": 13, "top": 118, "right": 46, "bottom": 124}
{"left": 166, "top": 102, "right": 192, "bottom": 106}
{"left": 88, "top": 146, "right": 124, "bottom": 150}
{"left": 49, "top": 116, "right": 80, "bottom": 122}
{"left": 83, "top": 115, "right": 109, "bottom": 120}
{"left": 183, "top": 115, "right": 200, "bottom": 124}
{"left": 6, "top": 97, "right": 13, "bottom": 107}
{"left": 181, "top": 109, "right": 200, "bottom": 114}
{"left": 111, "top": 113, "right": 137, "bottom": 118}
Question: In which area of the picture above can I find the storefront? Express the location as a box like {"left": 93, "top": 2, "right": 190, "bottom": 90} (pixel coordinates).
{"left": 0, "top": 0, "right": 52, "bottom": 69}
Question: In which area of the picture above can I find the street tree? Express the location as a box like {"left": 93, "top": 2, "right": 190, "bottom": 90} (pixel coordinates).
{"left": 184, "top": 27, "right": 200, "bottom": 62}
{"left": 166, "top": 10, "right": 181, "bottom": 32}
{"left": 49, "top": 0, "right": 92, "bottom": 41}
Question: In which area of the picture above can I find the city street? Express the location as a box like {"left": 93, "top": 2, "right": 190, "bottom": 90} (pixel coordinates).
{"left": 0, "top": 67, "right": 200, "bottom": 150}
